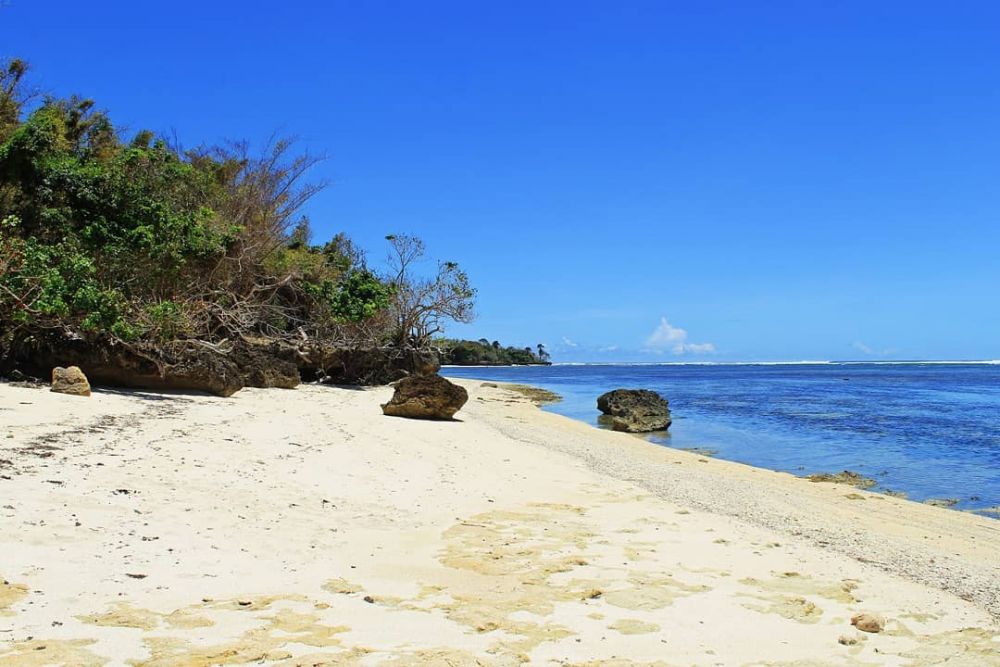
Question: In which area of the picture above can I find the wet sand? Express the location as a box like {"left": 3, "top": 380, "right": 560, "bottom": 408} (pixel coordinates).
{"left": 0, "top": 380, "right": 997, "bottom": 665}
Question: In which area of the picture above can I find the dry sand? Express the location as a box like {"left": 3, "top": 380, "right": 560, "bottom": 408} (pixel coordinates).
{"left": 0, "top": 378, "right": 997, "bottom": 666}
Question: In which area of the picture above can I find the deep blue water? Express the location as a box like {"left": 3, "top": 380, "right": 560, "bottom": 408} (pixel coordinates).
{"left": 443, "top": 363, "right": 1000, "bottom": 513}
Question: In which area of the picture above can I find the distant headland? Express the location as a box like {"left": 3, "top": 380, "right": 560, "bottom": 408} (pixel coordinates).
{"left": 436, "top": 338, "right": 552, "bottom": 366}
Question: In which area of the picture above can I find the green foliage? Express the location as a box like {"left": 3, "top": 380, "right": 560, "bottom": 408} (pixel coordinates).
{"left": 384, "top": 234, "right": 476, "bottom": 346}
{"left": 0, "top": 97, "right": 235, "bottom": 341}
{"left": 0, "top": 60, "right": 402, "bottom": 352}
{"left": 144, "top": 300, "right": 189, "bottom": 341}
{"left": 0, "top": 60, "right": 477, "bottom": 363}
{"left": 326, "top": 270, "right": 394, "bottom": 323}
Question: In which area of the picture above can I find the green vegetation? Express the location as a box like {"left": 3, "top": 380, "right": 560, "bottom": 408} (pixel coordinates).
{"left": 437, "top": 338, "right": 551, "bottom": 365}
{"left": 0, "top": 59, "right": 474, "bottom": 375}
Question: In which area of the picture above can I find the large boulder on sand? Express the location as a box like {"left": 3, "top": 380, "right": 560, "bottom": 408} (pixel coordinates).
{"left": 51, "top": 366, "right": 91, "bottom": 397}
{"left": 596, "top": 388, "right": 671, "bottom": 433}
{"left": 381, "top": 374, "right": 468, "bottom": 420}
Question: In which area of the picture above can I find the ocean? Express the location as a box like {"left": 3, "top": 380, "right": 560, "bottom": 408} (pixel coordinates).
{"left": 443, "top": 362, "right": 1000, "bottom": 514}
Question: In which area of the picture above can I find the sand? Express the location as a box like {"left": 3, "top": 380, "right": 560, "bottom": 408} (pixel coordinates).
{"left": 0, "top": 378, "right": 997, "bottom": 666}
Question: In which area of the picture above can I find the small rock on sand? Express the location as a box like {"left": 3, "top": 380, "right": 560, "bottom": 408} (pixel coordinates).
{"left": 51, "top": 366, "right": 91, "bottom": 397}
{"left": 851, "top": 612, "right": 885, "bottom": 633}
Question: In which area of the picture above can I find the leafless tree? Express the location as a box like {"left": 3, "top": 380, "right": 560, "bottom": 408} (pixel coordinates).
{"left": 176, "top": 137, "right": 334, "bottom": 340}
{"left": 384, "top": 234, "right": 475, "bottom": 347}
{"left": 0, "top": 58, "right": 38, "bottom": 135}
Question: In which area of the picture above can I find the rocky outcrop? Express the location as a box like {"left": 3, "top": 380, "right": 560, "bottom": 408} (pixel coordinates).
{"left": 230, "top": 339, "right": 301, "bottom": 390}
{"left": 381, "top": 374, "right": 468, "bottom": 420}
{"left": 2, "top": 333, "right": 440, "bottom": 396}
{"left": 51, "top": 366, "right": 91, "bottom": 396}
{"left": 400, "top": 347, "right": 441, "bottom": 376}
{"left": 297, "top": 344, "right": 440, "bottom": 385}
{"left": 596, "top": 388, "right": 671, "bottom": 433}
{"left": 5, "top": 337, "right": 262, "bottom": 397}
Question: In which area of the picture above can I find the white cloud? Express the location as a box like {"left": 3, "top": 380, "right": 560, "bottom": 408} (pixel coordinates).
{"left": 561, "top": 336, "right": 578, "bottom": 348}
{"left": 644, "top": 317, "right": 716, "bottom": 355}
{"left": 853, "top": 341, "right": 896, "bottom": 357}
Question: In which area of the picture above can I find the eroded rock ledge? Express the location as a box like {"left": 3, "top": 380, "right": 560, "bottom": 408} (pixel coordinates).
{"left": 1, "top": 334, "right": 440, "bottom": 396}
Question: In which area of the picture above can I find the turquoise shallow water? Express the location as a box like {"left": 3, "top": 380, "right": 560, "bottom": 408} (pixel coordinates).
{"left": 443, "top": 362, "right": 1000, "bottom": 514}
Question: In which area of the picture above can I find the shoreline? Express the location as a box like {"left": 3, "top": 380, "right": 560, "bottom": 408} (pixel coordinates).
{"left": 502, "top": 380, "right": 996, "bottom": 515}
{"left": 457, "top": 379, "right": 1000, "bottom": 621}
{"left": 443, "top": 365, "right": 1000, "bottom": 516}
{"left": 1, "top": 379, "right": 997, "bottom": 664}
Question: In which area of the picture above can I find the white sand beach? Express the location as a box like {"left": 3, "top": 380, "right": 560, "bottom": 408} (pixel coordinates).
{"left": 0, "top": 379, "right": 998, "bottom": 666}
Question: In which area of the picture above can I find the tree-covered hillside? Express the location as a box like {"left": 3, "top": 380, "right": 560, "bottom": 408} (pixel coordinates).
{"left": 0, "top": 59, "right": 475, "bottom": 392}
{"left": 437, "top": 338, "right": 551, "bottom": 365}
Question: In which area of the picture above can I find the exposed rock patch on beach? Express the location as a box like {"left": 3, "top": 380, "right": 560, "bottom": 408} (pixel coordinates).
{"left": 3, "top": 337, "right": 442, "bottom": 397}
{"left": 806, "top": 470, "right": 877, "bottom": 489}
{"left": 506, "top": 384, "right": 562, "bottom": 405}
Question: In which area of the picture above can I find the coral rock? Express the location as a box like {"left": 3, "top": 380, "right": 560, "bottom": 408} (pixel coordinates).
{"left": 51, "top": 366, "right": 91, "bottom": 397}
{"left": 382, "top": 374, "right": 468, "bottom": 420}
{"left": 596, "top": 388, "right": 671, "bottom": 432}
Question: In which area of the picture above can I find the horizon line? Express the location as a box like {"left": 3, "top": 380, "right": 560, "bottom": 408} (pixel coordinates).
{"left": 440, "top": 359, "right": 1000, "bottom": 367}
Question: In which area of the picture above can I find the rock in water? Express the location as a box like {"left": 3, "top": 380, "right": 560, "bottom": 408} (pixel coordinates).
{"left": 596, "top": 388, "right": 671, "bottom": 432}
{"left": 381, "top": 374, "right": 468, "bottom": 420}
{"left": 51, "top": 366, "right": 91, "bottom": 397}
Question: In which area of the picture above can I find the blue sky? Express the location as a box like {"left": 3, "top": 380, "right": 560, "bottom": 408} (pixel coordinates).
{"left": 3, "top": 1, "right": 999, "bottom": 361}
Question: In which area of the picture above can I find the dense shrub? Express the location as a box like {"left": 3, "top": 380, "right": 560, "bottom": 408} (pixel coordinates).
{"left": 0, "top": 59, "right": 395, "bottom": 359}
{"left": 0, "top": 59, "right": 478, "bottom": 376}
